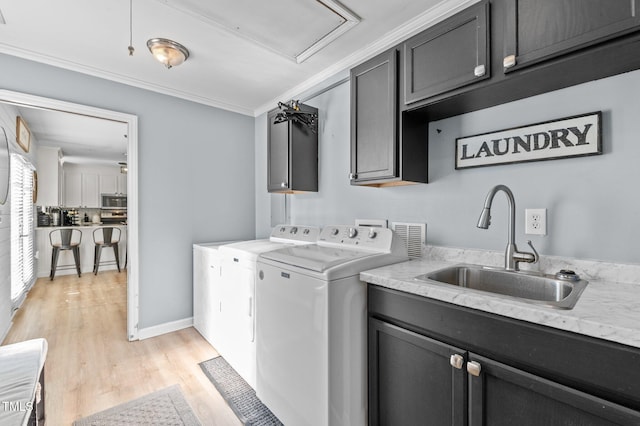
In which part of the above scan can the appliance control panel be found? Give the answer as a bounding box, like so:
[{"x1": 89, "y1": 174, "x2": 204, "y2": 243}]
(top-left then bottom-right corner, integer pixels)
[
  {"x1": 270, "y1": 224, "x2": 320, "y2": 243},
  {"x1": 318, "y1": 225, "x2": 397, "y2": 252}
]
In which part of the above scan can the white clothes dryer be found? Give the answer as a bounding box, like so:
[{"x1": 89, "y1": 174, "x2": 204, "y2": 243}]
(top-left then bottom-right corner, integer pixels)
[
  {"x1": 255, "y1": 225, "x2": 408, "y2": 426},
  {"x1": 215, "y1": 225, "x2": 320, "y2": 389}
]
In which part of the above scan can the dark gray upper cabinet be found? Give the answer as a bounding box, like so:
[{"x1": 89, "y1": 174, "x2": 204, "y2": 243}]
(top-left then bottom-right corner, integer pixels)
[
  {"x1": 503, "y1": 0, "x2": 640, "y2": 73},
  {"x1": 350, "y1": 49, "x2": 397, "y2": 184},
  {"x1": 404, "y1": 0, "x2": 490, "y2": 105},
  {"x1": 350, "y1": 49, "x2": 428, "y2": 187},
  {"x1": 267, "y1": 106, "x2": 318, "y2": 193}
]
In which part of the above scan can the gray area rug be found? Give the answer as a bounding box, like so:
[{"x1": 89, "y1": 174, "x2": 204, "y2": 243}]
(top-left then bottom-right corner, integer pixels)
[
  {"x1": 199, "y1": 356, "x2": 282, "y2": 426},
  {"x1": 73, "y1": 384, "x2": 201, "y2": 426}
]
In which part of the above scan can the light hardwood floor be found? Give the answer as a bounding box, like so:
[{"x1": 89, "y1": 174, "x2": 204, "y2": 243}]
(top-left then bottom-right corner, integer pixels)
[{"x1": 3, "y1": 270, "x2": 241, "y2": 426}]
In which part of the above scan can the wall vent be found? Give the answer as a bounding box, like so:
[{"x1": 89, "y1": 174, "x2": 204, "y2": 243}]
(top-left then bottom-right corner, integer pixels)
[{"x1": 392, "y1": 222, "x2": 426, "y2": 259}]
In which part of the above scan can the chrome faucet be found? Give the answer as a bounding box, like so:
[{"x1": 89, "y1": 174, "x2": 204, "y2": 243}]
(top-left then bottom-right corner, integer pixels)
[{"x1": 477, "y1": 184, "x2": 539, "y2": 271}]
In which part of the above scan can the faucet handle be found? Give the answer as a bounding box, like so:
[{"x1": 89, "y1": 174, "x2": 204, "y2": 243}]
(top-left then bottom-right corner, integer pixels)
[{"x1": 526, "y1": 240, "x2": 539, "y2": 263}]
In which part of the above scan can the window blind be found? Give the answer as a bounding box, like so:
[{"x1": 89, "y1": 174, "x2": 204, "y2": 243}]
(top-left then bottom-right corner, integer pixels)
[{"x1": 10, "y1": 154, "x2": 35, "y2": 305}]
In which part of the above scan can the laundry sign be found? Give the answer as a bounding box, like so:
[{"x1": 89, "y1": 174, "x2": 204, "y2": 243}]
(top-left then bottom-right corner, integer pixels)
[{"x1": 455, "y1": 112, "x2": 602, "y2": 169}]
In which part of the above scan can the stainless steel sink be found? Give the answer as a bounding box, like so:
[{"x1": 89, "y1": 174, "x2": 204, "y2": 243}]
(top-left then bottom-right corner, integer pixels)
[{"x1": 414, "y1": 264, "x2": 588, "y2": 309}]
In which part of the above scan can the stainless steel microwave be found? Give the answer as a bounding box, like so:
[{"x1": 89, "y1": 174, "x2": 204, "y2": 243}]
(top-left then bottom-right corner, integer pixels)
[{"x1": 101, "y1": 194, "x2": 127, "y2": 209}]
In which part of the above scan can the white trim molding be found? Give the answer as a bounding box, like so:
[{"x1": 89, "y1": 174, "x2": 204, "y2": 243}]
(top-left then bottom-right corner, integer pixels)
[
  {"x1": 0, "y1": 89, "x2": 141, "y2": 341},
  {"x1": 138, "y1": 317, "x2": 193, "y2": 340}
]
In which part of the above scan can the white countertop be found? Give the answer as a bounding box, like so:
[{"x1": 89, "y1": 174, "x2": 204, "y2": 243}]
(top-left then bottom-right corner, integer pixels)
[
  {"x1": 36, "y1": 223, "x2": 126, "y2": 230},
  {"x1": 361, "y1": 256, "x2": 640, "y2": 349}
]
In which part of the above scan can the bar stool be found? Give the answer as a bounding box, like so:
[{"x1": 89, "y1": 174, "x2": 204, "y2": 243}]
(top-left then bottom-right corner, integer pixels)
[
  {"x1": 49, "y1": 229, "x2": 82, "y2": 280},
  {"x1": 93, "y1": 227, "x2": 121, "y2": 274}
]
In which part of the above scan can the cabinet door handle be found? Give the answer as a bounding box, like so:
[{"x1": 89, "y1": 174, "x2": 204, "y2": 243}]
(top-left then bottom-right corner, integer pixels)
[
  {"x1": 503, "y1": 55, "x2": 516, "y2": 69},
  {"x1": 467, "y1": 361, "x2": 482, "y2": 377},
  {"x1": 474, "y1": 65, "x2": 486, "y2": 77},
  {"x1": 280, "y1": 182, "x2": 288, "y2": 188},
  {"x1": 450, "y1": 354, "x2": 464, "y2": 370},
  {"x1": 349, "y1": 173, "x2": 357, "y2": 180}
]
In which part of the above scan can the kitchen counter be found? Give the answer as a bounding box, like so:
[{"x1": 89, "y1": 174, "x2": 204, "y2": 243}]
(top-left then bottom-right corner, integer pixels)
[
  {"x1": 35, "y1": 224, "x2": 127, "y2": 278},
  {"x1": 361, "y1": 249, "x2": 640, "y2": 349},
  {"x1": 36, "y1": 223, "x2": 125, "y2": 228}
]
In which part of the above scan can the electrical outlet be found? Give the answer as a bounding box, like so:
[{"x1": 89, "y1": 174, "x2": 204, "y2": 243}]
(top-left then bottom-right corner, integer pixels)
[{"x1": 525, "y1": 208, "x2": 547, "y2": 235}]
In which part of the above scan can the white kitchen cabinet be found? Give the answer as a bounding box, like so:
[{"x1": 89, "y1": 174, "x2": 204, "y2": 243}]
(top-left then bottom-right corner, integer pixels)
[
  {"x1": 99, "y1": 173, "x2": 126, "y2": 195},
  {"x1": 64, "y1": 173, "x2": 82, "y2": 207},
  {"x1": 35, "y1": 146, "x2": 63, "y2": 206},
  {"x1": 99, "y1": 174, "x2": 118, "y2": 195},
  {"x1": 82, "y1": 173, "x2": 99, "y2": 207},
  {"x1": 193, "y1": 243, "x2": 227, "y2": 350},
  {"x1": 117, "y1": 174, "x2": 127, "y2": 195},
  {"x1": 65, "y1": 172, "x2": 99, "y2": 207}
]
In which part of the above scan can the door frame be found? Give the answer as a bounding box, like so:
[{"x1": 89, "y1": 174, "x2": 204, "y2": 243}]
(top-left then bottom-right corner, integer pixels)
[{"x1": 0, "y1": 89, "x2": 140, "y2": 341}]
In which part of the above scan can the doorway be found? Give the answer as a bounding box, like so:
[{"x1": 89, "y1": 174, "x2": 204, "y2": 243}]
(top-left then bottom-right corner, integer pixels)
[{"x1": 0, "y1": 89, "x2": 140, "y2": 341}]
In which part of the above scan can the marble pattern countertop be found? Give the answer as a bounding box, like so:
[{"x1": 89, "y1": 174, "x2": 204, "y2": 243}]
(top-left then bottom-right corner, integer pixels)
[{"x1": 361, "y1": 246, "x2": 640, "y2": 349}]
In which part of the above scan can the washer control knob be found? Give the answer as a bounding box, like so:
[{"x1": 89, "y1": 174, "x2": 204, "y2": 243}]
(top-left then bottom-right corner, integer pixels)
[
  {"x1": 368, "y1": 228, "x2": 377, "y2": 239},
  {"x1": 280, "y1": 227, "x2": 286, "y2": 232},
  {"x1": 290, "y1": 227, "x2": 298, "y2": 234},
  {"x1": 331, "y1": 228, "x2": 340, "y2": 236},
  {"x1": 303, "y1": 229, "x2": 310, "y2": 235},
  {"x1": 348, "y1": 227, "x2": 358, "y2": 238}
]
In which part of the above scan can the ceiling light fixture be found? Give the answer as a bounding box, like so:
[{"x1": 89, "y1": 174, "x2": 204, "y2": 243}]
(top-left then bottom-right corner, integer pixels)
[{"x1": 146, "y1": 38, "x2": 190, "y2": 69}]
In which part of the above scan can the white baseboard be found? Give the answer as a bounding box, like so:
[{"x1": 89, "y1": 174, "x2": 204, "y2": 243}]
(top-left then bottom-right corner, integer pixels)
[{"x1": 137, "y1": 317, "x2": 193, "y2": 340}]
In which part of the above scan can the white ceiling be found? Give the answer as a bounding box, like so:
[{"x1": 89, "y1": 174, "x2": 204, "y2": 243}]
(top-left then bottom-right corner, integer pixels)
[
  {"x1": 0, "y1": 0, "x2": 473, "y2": 163},
  {"x1": 17, "y1": 106, "x2": 129, "y2": 166},
  {"x1": 0, "y1": 0, "x2": 473, "y2": 116}
]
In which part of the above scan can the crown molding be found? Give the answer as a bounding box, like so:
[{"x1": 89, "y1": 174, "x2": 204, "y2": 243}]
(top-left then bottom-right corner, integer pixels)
[
  {"x1": 1, "y1": 0, "x2": 476, "y2": 118},
  {"x1": 253, "y1": 0, "x2": 478, "y2": 116},
  {"x1": 0, "y1": 44, "x2": 255, "y2": 116}
]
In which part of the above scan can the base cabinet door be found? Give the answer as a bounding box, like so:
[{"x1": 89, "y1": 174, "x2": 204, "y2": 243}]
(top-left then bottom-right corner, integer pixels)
[
  {"x1": 468, "y1": 353, "x2": 640, "y2": 426},
  {"x1": 368, "y1": 318, "x2": 467, "y2": 426}
]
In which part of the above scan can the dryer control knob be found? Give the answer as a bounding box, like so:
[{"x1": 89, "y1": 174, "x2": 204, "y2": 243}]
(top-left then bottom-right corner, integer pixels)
[
  {"x1": 290, "y1": 227, "x2": 298, "y2": 234},
  {"x1": 331, "y1": 228, "x2": 339, "y2": 236},
  {"x1": 368, "y1": 228, "x2": 377, "y2": 239},
  {"x1": 348, "y1": 227, "x2": 358, "y2": 238}
]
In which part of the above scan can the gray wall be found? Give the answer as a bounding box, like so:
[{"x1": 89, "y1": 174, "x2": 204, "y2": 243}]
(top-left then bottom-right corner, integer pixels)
[
  {"x1": 256, "y1": 69, "x2": 640, "y2": 265},
  {"x1": 1, "y1": 53, "x2": 256, "y2": 330}
]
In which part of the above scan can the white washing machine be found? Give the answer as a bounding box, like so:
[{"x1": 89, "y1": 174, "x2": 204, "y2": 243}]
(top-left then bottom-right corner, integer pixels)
[
  {"x1": 215, "y1": 224, "x2": 320, "y2": 389},
  {"x1": 255, "y1": 225, "x2": 408, "y2": 426}
]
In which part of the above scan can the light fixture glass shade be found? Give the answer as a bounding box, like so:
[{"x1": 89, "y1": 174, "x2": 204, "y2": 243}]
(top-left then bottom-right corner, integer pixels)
[{"x1": 147, "y1": 38, "x2": 190, "y2": 68}]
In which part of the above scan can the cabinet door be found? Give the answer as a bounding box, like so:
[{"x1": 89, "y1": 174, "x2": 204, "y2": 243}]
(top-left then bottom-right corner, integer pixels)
[
  {"x1": 467, "y1": 353, "x2": 640, "y2": 426},
  {"x1": 117, "y1": 174, "x2": 127, "y2": 195},
  {"x1": 64, "y1": 173, "x2": 82, "y2": 207},
  {"x1": 99, "y1": 175, "x2": 118, "y2": 195},
  {"x1": 81, "y1": 173, "x2": 99, "y2": 208},
  {"x1": 503, "y1": 0, "x2": 640, "y2": 73},
  {"x1": 369, "y1": 318, "x2": 467, "y2": 426},
  {"x1": 267, "y1": 109, "x2": 290, "y2": 192},
  {"x1": 403, "y1": 0, "x2": 489, "y2": 104},
  {"x1": 350, "y1": 49, "x2": 397, "y2": 183}
]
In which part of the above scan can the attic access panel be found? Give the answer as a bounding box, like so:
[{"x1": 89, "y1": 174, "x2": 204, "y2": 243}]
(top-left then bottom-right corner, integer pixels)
[{"x1": 159, "y1": 0, "x2": 360, "y2": 63}]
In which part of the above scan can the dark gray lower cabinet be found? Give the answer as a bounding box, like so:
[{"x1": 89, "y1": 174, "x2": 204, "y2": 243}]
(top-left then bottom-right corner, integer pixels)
[
  {"x1": 369, "y1": 318, "x2": 466, "y2": 426},
  {"x1": 468, "y1": 353, "x2": 640, "y2": 425},
  {"x1": 368, "y1": 285, "x2": 640, "y2": 426}
]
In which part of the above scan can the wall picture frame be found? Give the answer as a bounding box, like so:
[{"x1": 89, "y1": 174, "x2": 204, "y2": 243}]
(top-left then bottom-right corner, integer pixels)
[{"x1": 16, "y1": 116, "x2": 31, "y2": 153}]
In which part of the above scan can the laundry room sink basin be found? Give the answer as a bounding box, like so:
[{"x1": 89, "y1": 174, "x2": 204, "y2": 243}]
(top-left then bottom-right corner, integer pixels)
[{"x1": 414, "y1": 264, "x2": 588, "y2": 309}]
